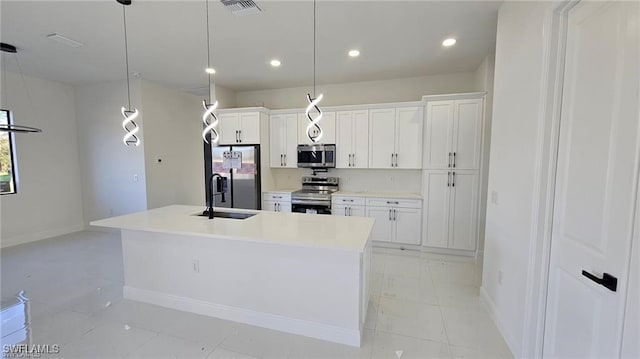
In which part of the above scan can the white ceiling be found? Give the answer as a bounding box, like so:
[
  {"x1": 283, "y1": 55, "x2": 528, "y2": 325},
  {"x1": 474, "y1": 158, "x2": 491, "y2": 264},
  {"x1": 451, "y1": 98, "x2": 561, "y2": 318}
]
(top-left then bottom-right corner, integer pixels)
[{"x1": 0, "y1": 1, "x2": 499, "y2": 94}]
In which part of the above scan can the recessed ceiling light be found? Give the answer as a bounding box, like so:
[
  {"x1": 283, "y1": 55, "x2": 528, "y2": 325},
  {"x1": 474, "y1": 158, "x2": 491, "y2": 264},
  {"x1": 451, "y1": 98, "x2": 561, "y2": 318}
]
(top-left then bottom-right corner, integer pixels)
[
  {"x1": 442, "y1": 38, "x2": 457, "y2": 47},
  {"x1": 270, "y1": 59, "x2": 281, "y2": 67},
  {"x1": 348, "y1": 49, "x2": 360, "y2": 57},
  {"x1": 205, "y1": 67, "x2": 216, "y2": 74}
]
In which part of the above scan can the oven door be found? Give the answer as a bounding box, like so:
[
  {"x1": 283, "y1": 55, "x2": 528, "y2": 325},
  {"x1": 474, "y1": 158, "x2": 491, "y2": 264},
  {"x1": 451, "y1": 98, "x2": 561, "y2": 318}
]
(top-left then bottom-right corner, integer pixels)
[{"x1": 291, "y1": 201, "x2": 332, "y2": 215}]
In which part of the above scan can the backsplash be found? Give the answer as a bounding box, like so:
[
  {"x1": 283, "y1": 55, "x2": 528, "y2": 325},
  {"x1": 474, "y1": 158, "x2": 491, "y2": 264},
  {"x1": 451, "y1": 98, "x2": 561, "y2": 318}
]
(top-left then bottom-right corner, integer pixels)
[{"x1": 271, "y1": 168, "x2": 422, "y2": 193}]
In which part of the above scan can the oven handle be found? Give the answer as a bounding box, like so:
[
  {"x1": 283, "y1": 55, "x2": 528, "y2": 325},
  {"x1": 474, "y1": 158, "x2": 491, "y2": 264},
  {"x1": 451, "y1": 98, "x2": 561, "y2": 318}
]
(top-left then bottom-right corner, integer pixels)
[{"x1": 291, "y1": 199, "x2": 332, "y2": 206}]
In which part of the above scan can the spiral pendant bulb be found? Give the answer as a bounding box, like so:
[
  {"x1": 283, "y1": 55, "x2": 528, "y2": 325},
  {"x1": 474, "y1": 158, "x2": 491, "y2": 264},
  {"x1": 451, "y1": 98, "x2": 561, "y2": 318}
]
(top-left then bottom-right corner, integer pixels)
[
  {"x1": 202, "y1": 100, "x2": 219, "y2": 144},
  {"x1": 305, "y1": 93, "x2": 323, "y2": 143},
  {"x1": 121, "y1": 107, "x2": 140, "y2": 146}
]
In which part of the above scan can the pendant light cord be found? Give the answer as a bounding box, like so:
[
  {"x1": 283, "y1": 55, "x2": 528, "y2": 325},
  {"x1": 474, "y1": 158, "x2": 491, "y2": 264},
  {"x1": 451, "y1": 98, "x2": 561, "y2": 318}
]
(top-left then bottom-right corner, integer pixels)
[
  {"x1": 122, "y1": 5, "x2": 132, "y2": 110},
  {"x1": 205, "y1": 0, "x2": 212, "y2": 103},
  {"x1": 313, "y1": 0, "x2": 316, "y2": 98}
]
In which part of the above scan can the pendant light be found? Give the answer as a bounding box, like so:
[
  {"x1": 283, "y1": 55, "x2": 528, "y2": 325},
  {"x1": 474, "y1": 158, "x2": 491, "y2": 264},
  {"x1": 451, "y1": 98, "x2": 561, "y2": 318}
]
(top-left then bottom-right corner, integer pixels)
[
  {"x1": 0, "y1": 43, "x2": 42, "y2": 134},
  {"x1": 305, "y1": 0, "x2": 323, "y2": 143},
  {"x1": 117, "y1": 0, "x2": 140, "y2": 147},
  {"x1": 202, "y1": 0, "x2": 219, "y2": 145}
]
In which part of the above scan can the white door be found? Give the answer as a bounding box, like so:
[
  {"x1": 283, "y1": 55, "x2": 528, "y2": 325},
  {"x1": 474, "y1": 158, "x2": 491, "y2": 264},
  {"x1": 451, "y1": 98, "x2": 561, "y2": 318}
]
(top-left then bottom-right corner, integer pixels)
[
  {"x1": 239, "y1": 112, "x2": 261, "y2": 144},
  {"x1": 395, "y1": 107, "x2": 423, "y2": 169},
  {"x1": 219, "y1": 113, "x2": 240, "y2": 145},
  {"x1": 423, "y1": 171, "x2": 450, "y2": 248},
  {"x1": 543, "y1": 2, "x2": 640, "y2": 357},
  {"x1": 352, "y1": 110, "x2": 369, "y2": 168},
  {"x1": 393, "y1": 207, "x2": 421, "y2": 245},
  {"x1": 349, "y1": 206, "x2": 366, "y2": 217},
  {"x1": 366, "y1": 206, "x2": 393, "y2": 242},
  {"x1": 336, "y1": 111, "x2": 353, "y2": 168},
  {"x1": 269, "y1": 115, "x2": 285, "y2": 168},
  {"x1": 424, "y1": 101, "x2": 454, "y2": 169},
  {"x1": 452, "y1": 99, "x2": 482, "y2": 169},
  {"x1": 369, "y1": 108, "x2": 396, "y2": 168},
  {"x1": 448, "y1": 171, "x2": 478, "y2": 251},
  {"x1": 283, "y1": 114, "x2": 298, "y2": 168}
]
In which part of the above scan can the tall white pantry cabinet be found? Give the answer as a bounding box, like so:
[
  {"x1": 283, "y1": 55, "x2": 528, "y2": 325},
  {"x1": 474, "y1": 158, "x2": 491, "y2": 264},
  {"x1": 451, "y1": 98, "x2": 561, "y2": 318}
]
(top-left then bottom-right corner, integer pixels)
[{"x1": 422, "y1": 94, "x2": 484, "y2": 251}]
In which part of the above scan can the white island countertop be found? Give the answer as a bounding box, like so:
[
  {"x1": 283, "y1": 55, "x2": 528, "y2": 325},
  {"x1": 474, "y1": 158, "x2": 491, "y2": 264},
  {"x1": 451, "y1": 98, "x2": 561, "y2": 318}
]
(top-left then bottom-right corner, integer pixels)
[{"x1": 90, "y1": 205, "x2": 374, "y2": 253}]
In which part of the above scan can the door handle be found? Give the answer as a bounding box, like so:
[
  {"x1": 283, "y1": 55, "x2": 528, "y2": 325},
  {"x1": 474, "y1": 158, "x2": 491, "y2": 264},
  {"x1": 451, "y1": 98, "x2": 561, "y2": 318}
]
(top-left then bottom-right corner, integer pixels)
[
  {"x1": 352, "y1": 153, "x2": 355, "y2": 167},
  {"x1": 391, "y1": 153, "x2": 394, "y2": 167},
  {"x1": 453, "y1": 152, "x2": 456, "y2": 168},
  {"x1": 388, "y1": 209, "x2": 392, "y2": 221},
  {"x1": 235, "y1": 130, "x2": 239, "y2": 143},
  {"x1": 395, "y1": 153, "x2": 398, "y2": 167},
  {"x1": 349, "y1": 154, "x2": 352, "y2": 167},
  {"x1": 280, "y1": 154, "x2": 283, "y2": 166},
  {"x1": 393, "y1": 209, "x2": 396, "y2": 221},
  {"x1": 239, "y1": 130, "x2": 242, "y2": 143},
  {"x1": 284, "y1": 154, "x2": 287, "y2": 166},
  {"x1": 447, "y1": 172, "x2": 451, "y2": 187},
  {"x1": 448, "y1": 152, "x2": 452, "y2": 168},
  {"x1": 452, "y1": 172, "x2": 456, "y2": 187},
  {"x1": 582, "y1": 270, "x2": 617, "y2": 292}
]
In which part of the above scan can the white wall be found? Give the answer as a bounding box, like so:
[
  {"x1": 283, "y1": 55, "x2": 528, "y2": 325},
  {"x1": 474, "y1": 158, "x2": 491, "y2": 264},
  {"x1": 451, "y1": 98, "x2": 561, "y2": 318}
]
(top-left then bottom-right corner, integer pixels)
[
  {"x1": 481, "y1": 2, "x2": 556, "y2": 356},
  {"x1": 214, "y1": 84, "x2": 237, "y2": 109},
  {"x1": 473, "y1": 54, "x2": 495, "y2": 252},
  {"x1": 0, "y1": 71, "x2": 84, "y2": 247},
  {"x1": 75, "y1": 80, "x2": 147, "y2": 225},
  {"x1": 236, "y1": 72, "x2": 477, "y2": 109},
  {"x1": 267, "y1": 168, "x2": 422, "y2": 193},
  {"x1": 141, "y1": 80, "x2": 205, "y2": 209}
]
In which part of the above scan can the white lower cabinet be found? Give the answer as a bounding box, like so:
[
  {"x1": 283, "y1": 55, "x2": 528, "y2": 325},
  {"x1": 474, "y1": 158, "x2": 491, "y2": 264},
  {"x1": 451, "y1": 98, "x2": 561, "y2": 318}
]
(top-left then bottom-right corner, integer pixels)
[
  {"x1": 332, "y1": 205, "x2": 365, "y2": 217},
  {"x1": 423, "y1": 170, "x2": 478, "y2": 250},
  {"x1": 262, "y1": 192, "x2": 292, "y2": 212},
  {"x1": 365, "y1": 198, "x2": 422, "y2": 245}
]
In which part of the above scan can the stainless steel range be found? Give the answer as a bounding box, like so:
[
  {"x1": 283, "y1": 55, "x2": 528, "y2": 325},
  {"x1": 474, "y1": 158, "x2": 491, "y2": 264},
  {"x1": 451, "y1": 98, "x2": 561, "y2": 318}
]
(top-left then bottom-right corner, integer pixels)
[{"x1": 291, "y1": 176, "x2": 339, "y2": 215}]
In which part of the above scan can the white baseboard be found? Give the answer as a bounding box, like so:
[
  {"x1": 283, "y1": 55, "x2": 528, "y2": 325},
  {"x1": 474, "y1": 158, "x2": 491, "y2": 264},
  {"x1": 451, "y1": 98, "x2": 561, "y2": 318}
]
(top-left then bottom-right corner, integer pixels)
[
  {"x1": 123, "y1": 286, "x2": 362, "y2": 347},
  {"x1": 1, "y1": 224, "x2": 86, "y2": 248},
  {"x1": 480, "y1": 286, "x2": 517, "y2": 357}
]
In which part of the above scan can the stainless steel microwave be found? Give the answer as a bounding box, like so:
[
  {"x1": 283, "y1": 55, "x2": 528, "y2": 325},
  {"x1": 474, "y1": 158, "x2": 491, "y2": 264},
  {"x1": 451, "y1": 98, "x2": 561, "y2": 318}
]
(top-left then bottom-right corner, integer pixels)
[{"x1": 297, "y1": 144, "x2": 336, "y2": 168}]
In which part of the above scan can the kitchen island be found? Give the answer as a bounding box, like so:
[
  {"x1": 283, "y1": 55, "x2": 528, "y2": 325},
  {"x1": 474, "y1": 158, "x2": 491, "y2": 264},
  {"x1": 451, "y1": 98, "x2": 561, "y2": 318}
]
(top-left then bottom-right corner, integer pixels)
[{"x1": 90, "y1": 205, "x2": 374, "y2": 347}]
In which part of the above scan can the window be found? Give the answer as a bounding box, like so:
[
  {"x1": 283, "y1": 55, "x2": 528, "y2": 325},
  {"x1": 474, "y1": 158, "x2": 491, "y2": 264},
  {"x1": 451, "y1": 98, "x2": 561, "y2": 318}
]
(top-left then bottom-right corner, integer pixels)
[{"x1": 1, "y1": 109, "x2": 17, "y2": 194}]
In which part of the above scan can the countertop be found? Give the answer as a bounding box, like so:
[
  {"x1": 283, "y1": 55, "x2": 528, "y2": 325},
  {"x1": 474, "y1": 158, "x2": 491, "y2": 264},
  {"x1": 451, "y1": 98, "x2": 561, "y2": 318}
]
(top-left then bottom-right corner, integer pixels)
[
  {"x1": 332, "y1": 191, "x2": 422, "y2": 200},
  {"x1": 90, "y1": 205, "x2": 373, "y2": 253},
  {"x1": 262, "y1": 188, "x2": 299, "y2": 193}
]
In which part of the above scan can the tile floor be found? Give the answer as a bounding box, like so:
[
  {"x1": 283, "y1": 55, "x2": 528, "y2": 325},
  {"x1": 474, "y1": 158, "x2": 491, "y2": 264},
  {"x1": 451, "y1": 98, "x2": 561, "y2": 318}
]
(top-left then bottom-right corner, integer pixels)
[{"x1": 1, "y1": 231, "x2": 512, "y2": 358}]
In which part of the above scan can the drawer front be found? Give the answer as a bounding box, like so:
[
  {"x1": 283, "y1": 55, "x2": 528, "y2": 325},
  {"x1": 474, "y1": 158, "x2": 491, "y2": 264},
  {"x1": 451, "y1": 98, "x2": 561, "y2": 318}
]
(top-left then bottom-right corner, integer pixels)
[
  {"x1": 331, "y1": 196, "x2": 366, "y2": 206},
  {"x1": 366, "y1": 198, "x2": 421, "y2": 209},
  {"x1": 263, "y1": 192, "x2": 292, "y2": 201}
]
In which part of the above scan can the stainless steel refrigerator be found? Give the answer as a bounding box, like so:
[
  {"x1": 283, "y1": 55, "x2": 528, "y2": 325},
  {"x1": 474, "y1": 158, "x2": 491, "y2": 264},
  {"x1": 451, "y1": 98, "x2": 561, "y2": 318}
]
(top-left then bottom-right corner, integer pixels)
[{"x1": 211, "y1": 145, "x2": 261, "y2": 210}]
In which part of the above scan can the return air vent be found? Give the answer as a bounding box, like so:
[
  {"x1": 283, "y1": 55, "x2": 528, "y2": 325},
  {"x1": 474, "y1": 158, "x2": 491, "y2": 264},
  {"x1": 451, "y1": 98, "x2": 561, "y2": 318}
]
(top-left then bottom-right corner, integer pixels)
[{"x1": 221, "y1": 0, "x2": 262, "y2": 16}]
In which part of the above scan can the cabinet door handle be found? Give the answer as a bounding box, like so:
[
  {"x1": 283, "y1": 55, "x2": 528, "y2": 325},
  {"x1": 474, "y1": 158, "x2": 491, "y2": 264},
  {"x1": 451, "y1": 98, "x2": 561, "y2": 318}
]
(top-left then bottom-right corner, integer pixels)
[
  {"x1": 452, "y1": 172, "x2": 456, "y2": 187},
  {"x1": 582, "y1": 270, "x2": 617, "y2": 292},
  {"x1": 239, "y1": 130, "x2": 242, "y2": 143},
  {"x1": 395, "y1": 153, "x2": 398, "y2": 167},
  {"x1": 388, "y1": 209, "x2": 392, "y2": 221},
  {"x1": 453, "y1": 152, "x2": 456, "y2": 168},
  {"x1": 386, "y1": 201, "x2": 399, "y2": 205},
  {"x1": 235, "y1": 130, "x2": 239, "y2": 143},
  {"x1": 391, "y1": 153, "x2": 394, "y2": 167},
  {"x1": 352, "y1": 153, "x2": 356, "y2": 167},
  {"x1": 447, "y1": 172, "x2": 451, "y2": 187},
  {"x1": 393, "y1": 209, "x2": 397, "y2": 221},
  {"x1": 284, "y1": 154, "x2": 287, "y2": 166},
  {"x1": 280, "y1": 154, "x2": 284, "y2": 167},
  {"x1": 448, "y1": 152, "x2": 452, "y2": 168},
  {"x1": 343, "y1": 199, "x2": 354, "y2": 202},
  {"x1": 350, "y1": 207, "x2": 353, "y2": 216}
]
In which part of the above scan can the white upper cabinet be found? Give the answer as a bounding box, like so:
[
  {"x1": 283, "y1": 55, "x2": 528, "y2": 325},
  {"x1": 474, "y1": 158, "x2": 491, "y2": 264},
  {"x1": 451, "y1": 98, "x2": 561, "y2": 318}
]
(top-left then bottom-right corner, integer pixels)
[
  {"x1": 297, "y1": 112, "x2": 336, "y2": 145},
  {"x1": 424, "y1": 98, "x2": 482, "y2": 169},
  {"x1": 219, "y1": 112, "x2": 262, "y2": 145},
  {"x1": 369, "y1": 107, "x2": 423, "y2": 169},
  {"x1": 269, "y1": 114, "x2": 298, "y2": 168},
  {"x1": 336, "y1": 110, "x2": 369, "y2": 168}
]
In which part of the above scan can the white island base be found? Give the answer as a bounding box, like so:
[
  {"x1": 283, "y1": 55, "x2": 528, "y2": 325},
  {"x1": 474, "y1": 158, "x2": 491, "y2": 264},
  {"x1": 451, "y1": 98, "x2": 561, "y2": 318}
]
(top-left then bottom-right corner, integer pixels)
[{"x1": 91, "y1": 206, "x2": 373, "y2": 347}]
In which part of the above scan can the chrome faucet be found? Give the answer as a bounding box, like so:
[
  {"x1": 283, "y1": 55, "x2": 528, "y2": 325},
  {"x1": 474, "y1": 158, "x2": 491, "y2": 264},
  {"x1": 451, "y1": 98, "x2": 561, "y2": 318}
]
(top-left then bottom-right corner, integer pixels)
[{"x1": 207, "y1": 173, "x2": 227, "y2": 219}]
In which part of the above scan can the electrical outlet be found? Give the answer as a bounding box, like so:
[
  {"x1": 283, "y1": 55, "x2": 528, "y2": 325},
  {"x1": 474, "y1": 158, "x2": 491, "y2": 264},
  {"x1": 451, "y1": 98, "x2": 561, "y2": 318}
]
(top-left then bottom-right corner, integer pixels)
[
  {"x1": 491, "y1": 190, "x2": 499, "y2": 205},
  {"x1": 498, "y1": 270, "x2": 503, "y2": 285},
  {"x1": 192, "y1": 260, "x2": 200, "y2": 274}
]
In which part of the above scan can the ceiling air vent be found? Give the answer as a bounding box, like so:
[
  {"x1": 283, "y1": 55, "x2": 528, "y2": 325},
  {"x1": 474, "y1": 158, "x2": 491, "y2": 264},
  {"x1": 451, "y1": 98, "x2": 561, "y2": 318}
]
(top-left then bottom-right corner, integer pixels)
[{"x1": 221, "y1": 0, "x2": 262, "y2": 16}]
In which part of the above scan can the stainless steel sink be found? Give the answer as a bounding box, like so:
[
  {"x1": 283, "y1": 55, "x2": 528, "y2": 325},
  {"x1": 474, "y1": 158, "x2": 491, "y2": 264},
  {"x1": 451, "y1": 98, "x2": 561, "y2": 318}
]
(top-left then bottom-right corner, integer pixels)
[{"x1": 195, "y1": 210, "x2": 256, "y2": 219}]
